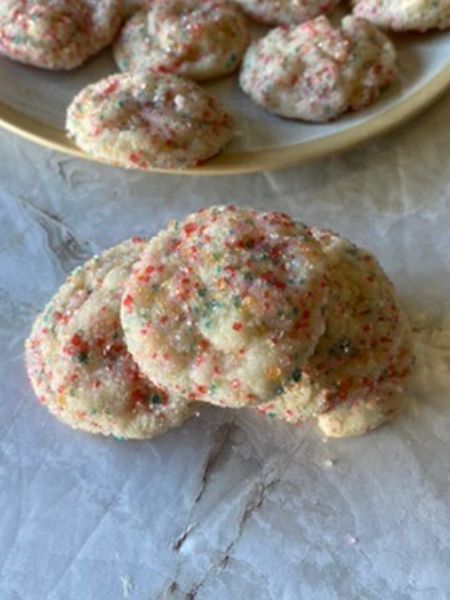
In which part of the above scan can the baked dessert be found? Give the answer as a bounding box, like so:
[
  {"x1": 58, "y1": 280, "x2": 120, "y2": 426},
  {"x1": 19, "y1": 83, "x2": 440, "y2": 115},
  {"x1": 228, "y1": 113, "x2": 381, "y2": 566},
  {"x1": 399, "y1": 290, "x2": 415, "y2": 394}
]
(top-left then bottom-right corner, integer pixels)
[{"x1": 25, "y1": 239, "x2": 194, "y2": 439}]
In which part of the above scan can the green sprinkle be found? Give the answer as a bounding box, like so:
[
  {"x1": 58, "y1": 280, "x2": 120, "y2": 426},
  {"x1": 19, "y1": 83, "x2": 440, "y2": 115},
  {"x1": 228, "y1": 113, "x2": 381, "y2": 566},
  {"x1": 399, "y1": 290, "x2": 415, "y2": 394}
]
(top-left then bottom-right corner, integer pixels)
[
  {"x1": 226, "y1": 53, "x2": 237, "y2": 68},
  {"x1": 150, "y1": 394, "x2": 162, "y2": 405},
  {"x1": 77, "y1": 351, "x2": 89, "y2": 364},
  {"x1": 292, "y1": 369, "x2": 302, "y2": 382},
  {"x1": 205, "y1": 299, "x2": 220, "y2": 311}
]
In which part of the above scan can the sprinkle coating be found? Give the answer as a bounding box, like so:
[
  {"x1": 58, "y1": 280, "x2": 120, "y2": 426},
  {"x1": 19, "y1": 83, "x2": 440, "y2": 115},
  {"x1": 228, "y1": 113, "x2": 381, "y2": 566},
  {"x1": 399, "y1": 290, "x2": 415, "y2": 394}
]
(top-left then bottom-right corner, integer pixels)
[
  {"x1": 317, "y1": 333, "x2": 413, "y2": 437},
  {"x1": 239, "y1": 16, "x2": 397, "y2": 122},
  {"x1": 0, "y1": 0, "x2": 122, "y2": 70},
  {"x1": 25, "y1": 239, "x2": 194, "y2": 439},
  {"x1": 353, "y1": 0, "x2": 450, "y2": 32},
  {"x1": 121, "y1": 206, "x2": 330, "y2": 408},
  {"x1": 114, "y1": 0, "x2": 249, "y2": 81},
  {"x1": 66, "y1": 72, "x2": 236, "y2": 170},
  {"x1": 234, "y1": 0, "x2": 341, "y2": 26}
]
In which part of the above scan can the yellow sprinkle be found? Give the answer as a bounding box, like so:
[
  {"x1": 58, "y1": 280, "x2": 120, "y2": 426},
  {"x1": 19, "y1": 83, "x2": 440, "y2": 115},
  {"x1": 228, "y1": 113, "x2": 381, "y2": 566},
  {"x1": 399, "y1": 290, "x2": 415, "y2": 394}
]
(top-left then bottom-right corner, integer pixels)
[
  {"x1": 56, "y1": 396, "x2": 66, "y2": 408},
  {"x1": 266, "y1": 367, "x2": 281, "y2": 381}
]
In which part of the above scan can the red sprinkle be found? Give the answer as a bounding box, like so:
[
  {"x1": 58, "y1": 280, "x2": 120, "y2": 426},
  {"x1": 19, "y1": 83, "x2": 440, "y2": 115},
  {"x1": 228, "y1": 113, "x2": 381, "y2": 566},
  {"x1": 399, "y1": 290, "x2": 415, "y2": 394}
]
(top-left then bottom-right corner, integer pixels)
[
  {"x1": 123, "y1": 294, "x2": 134, "y2": 311},
  {"x1": 183, "y1": 222, "x2": 198, "y2": 236},
  {"x1": 104, "y1": 80, "x2": 119, "y2": 95}
]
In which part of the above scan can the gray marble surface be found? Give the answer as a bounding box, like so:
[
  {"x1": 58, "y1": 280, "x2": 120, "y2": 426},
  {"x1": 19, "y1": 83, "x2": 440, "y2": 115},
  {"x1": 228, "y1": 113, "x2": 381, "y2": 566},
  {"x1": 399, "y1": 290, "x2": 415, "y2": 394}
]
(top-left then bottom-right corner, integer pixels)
[{"x1": 1, "y1": 91, "x2": 450, "y2": 600}]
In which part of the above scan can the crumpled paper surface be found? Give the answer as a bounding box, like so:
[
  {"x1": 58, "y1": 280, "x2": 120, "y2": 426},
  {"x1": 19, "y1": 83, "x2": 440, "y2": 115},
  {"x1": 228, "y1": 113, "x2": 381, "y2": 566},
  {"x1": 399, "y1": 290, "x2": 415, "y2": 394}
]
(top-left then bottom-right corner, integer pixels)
[{"x1": 0, "y1": 90, "x2": 450, "y2": 600}]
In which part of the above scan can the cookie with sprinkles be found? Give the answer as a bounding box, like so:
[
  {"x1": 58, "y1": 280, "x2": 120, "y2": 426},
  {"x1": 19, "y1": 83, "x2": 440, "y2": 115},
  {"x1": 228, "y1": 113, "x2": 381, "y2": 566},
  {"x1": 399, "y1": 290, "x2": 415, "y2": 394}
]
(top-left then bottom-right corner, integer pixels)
[
  {"x1": 0, "y1": 0, "x2": 122, "y2": 70},
  {"x1": 233, "y1": 0, "x2": 341, "y2": 26},
  {"x1": 114, "y1": 0, "x2": 249, "y2": 81},
  {"x1": 257, "y1": 228, "x2": 413, "y2": 428},
  {"x1": 353, "y1": 0, "x2": 450, "y2": 32},
  {"x1": 121, "y1": 206, "x2": 330, "y2": 409},
  {"x1": 66, "y1": 72, "x2": 236, "y2": 170},
  {"x1": 25, "y1": 239, "x2": 195, "y2": 439},
  {"x1": 239, "y1": 15, "x2": 397, "y2": 122}
]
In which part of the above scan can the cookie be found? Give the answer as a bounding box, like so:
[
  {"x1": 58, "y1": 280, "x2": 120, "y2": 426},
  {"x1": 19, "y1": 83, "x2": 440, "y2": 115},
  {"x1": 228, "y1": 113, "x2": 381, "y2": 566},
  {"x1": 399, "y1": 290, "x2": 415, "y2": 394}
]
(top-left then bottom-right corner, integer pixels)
[
  {"x1": 233, "y1": 0, "x2": 341, "y2": 26},
  {"x1": 0, "y1": 0, "x2": 122, "y2": 70},
  {"x1": 66, "y1": 72, "x2": 236, "y2": 170},
  {"x1": 239, "y1": 16, "x2": 397, "y2": 122},
  {"x1": 257, "y1": 228, "x2": 412, "y2": 426},
  {"x1": 25, "y1": 239, "x2": 195, "y2": 440},
  {"x1": 114, "y1": 0, "x2": 249, "y2": 81},
  {"x1": 121, "y1": 206, "x2": 330, "y2": 408},
  {"x1": 353, "y1": 0, "x2": 450, "y2": 32}
]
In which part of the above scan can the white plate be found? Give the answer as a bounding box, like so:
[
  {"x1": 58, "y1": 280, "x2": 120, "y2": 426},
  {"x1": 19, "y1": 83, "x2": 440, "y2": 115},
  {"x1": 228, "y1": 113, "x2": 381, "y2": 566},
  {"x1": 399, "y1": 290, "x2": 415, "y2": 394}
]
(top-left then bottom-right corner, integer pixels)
[{"x1": 0, "y1": 28, "x2": 449, "y2": 175}]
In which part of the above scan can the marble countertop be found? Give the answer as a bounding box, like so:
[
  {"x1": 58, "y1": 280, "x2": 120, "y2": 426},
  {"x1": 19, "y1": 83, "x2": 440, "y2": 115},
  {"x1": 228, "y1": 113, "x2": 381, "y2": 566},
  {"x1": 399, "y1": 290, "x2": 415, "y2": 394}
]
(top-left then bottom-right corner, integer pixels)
[{"x1": 1, "y1": 91, "x2": 450, "y2": 600}]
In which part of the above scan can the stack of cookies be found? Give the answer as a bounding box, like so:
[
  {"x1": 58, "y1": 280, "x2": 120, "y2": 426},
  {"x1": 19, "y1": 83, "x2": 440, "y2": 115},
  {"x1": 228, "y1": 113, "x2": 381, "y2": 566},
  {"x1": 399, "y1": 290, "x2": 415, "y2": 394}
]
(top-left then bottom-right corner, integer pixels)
[{"x1": 25, "y1": 206, "x2": 413, "y2": 440}]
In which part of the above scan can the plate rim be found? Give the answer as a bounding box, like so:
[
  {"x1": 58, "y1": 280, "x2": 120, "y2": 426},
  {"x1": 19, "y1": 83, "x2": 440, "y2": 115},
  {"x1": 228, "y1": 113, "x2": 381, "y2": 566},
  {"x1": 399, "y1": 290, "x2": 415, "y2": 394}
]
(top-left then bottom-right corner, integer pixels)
[{"x1": 0, "y1": 61, "x2": 449, "y2": 176}]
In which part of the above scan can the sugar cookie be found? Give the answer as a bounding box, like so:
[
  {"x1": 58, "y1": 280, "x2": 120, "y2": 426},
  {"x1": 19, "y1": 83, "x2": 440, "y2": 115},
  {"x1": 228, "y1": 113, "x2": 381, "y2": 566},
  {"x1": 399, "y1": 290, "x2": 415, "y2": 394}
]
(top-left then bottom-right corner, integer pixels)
[
  {"x1": 66, "y1": 72, "x2": 236, "y2": 170},
  {"x1": 239, "y1": 16, "x2": 397, "y2": 122},
  {"x1": 121, "y1": 206, "x2": 330, "y2": 408},
  {"x1": 257, "y1": 228, "x2": 412, "y2": 426},
  {"x1": 0, "y1": 0, "x2": 122, "y2": 70},
  {"x1": 25, "y1": 239, "x2": 194, "y2": 439},
  {"x1": 353, "y1": 0, "x2": 450, "y2": 32},
  {"x1": 114, "y1": 0, "x2": 249, "y2": 81}
]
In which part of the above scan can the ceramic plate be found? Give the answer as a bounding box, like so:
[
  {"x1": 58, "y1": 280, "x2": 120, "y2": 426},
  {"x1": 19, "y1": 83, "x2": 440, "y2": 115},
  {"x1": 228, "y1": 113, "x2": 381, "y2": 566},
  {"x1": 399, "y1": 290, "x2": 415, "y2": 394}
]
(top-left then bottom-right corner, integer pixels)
[{"x1": 0, "y1": 28, "x2": 449, "y2": 175}]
